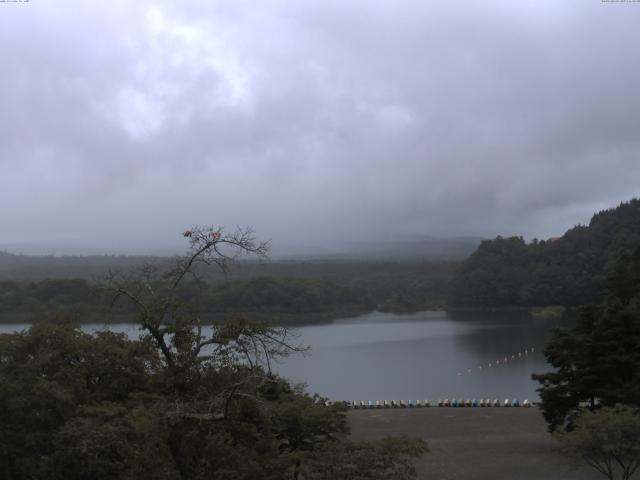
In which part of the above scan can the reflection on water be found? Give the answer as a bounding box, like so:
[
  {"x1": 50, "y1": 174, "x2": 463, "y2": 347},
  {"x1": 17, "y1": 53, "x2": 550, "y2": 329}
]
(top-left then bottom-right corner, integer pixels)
[{"x1": 0, "y1": 310, "x2": 570, "y2": 401}]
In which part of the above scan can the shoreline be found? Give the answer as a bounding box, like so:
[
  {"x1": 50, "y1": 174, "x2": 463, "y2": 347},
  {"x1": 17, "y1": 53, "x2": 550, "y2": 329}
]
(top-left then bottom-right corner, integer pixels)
[{"x1": 0, "y1": 305, "x2": 576, "y2": 326}]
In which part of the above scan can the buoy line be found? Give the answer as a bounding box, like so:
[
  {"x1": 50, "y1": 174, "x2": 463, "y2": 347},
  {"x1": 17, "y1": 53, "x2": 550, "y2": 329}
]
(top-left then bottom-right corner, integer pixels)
[{"x1": 456, "y1": 346, "x2": 537, "y2": 377}]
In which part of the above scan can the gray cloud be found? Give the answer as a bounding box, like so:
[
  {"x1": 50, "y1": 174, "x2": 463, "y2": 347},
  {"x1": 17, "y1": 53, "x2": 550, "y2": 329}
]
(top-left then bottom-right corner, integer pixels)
[{"x1": 1, "y1": 0, "x2": 639, "y2": 254}]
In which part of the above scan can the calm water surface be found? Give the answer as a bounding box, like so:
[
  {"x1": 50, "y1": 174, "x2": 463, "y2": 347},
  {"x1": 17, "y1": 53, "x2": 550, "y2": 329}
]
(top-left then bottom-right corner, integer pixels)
[
  {"x1": 0, "y1": 310, "x2": 567, "y2": 401},
  {"x1": 273, "y1": 310, "x2": 566, "y2": 402}
]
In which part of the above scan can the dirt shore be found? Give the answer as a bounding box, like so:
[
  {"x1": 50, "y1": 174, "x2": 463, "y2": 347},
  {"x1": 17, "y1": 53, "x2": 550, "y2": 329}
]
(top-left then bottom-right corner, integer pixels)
[{"x1": 348, "y1": 408, "x2": 601, "y2": 480}]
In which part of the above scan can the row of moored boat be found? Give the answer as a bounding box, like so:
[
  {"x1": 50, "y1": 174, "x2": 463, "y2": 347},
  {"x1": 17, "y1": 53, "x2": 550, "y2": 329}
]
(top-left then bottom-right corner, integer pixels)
[{"x1": 349, "y1": 398, "x2": 533, "y2": 408}]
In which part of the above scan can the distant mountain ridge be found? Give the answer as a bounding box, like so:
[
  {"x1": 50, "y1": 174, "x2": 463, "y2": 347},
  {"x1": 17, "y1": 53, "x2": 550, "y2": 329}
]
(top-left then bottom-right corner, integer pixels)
[
  {"x1": 0, "y1": 252, "x2": 159, "y2": 281},
  {"x1": 0, "y1": 236, "x2": 482, "y2": 281},
  {"x1": 274, "y1": 236, "x2": 484, "y2": 262},
  {"x1": 450, "y1": 199, "x2": 640, "y2": 307}
]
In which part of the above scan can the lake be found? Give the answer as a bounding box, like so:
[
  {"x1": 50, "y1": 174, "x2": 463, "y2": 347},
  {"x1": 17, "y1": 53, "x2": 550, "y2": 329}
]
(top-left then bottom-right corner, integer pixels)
[
  {"x1": 0, "y1": 309, "x2": 566, "y2": 402},
  {"x1": 274, "y1": 310, "x2": 565, "y2": 402}
]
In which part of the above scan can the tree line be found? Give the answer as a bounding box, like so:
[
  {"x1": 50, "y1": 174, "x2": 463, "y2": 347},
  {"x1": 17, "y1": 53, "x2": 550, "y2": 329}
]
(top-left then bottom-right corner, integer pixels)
[
  {"x1": 0, "y1": 264, "x2": 455, "y2": 324},
  {"x1": 450, "y1": 199, "x2": 640, "y2": 307}
]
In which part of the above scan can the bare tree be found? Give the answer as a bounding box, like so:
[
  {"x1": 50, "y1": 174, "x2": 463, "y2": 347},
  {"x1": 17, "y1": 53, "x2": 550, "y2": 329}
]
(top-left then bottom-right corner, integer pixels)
[{"x1": 103, "y1": 225, "x2": 305, "y2": 383}]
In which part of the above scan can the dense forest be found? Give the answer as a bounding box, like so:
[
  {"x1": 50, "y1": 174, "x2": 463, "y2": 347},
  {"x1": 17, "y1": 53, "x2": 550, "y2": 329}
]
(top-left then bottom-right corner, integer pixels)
[
  {"x1": 3, "y1": 199, "x2": 640, "y2": 320},
  {"x1": 0, "y1": 239, "x2": 461, "y2": 320},
  {"x1": 0, "y1": 252, "x2": 158, "y2": 281},
  {"x1": 450, "y1": 199, "x2": 640, "y2": 307},
  {"x1": 0, "y1": 262, "x2": 455, "y2": 324},
  {"x1": 0, "y1": 277, "x2": 371, "y2": 324}
]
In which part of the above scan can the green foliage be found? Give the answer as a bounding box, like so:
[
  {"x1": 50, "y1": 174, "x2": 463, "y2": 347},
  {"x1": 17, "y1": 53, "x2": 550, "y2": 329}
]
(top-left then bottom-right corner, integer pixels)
[
  {"x1": 451, "y1": 199, "x2": 640, "y2": 306},
  {"x1": 0, "y1": 321, "x2": 425, "y2": 480},
  {"x1": 0, "y1": 321, "x2": 162, "y2": 479},
  {"x1": 51, "y1": 400, "x2": 177, "y2": 480},
  {"x1": 533, "y1": 246, "x2": 640, "y2": 431},
  {"x1": 0, "y1": 275, "x2": 374, "y2": 323},
  {"x1": 204, "y1": 276, "x2": 375, "y2": 318},
  {"x1": 0, "y1": 278, "x2": 105, "y2": 318},
  {"x1": 0, "y1": 226, "x2": 427, "y2": 479},
  {"x1": 556, "y1": 405, "x2": 640, "y2": 480},
  {"x1": 0, "y1": 261, "x2": 457, "y2": 324}
]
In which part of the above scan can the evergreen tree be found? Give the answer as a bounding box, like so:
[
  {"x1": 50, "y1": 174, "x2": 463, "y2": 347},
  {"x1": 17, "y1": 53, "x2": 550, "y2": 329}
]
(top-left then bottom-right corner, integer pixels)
[
  {"x1": 451, "y1": 199, "x2": 640, "y2": 307},
  {"x1": 533, "y1": 246, "x2": 640, "y2": 431}
]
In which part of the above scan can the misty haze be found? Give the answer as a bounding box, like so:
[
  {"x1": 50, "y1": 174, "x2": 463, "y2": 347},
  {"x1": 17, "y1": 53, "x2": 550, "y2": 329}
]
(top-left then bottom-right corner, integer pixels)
[{"x1": 1, "y1": 2, "x2": 639, "y2": 480}]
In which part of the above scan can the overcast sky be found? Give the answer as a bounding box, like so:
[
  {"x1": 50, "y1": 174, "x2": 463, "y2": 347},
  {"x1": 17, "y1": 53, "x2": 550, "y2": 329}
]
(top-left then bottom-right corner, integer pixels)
[{"x1": 1, "y1": 0, "x2": 639, "y2": 255}]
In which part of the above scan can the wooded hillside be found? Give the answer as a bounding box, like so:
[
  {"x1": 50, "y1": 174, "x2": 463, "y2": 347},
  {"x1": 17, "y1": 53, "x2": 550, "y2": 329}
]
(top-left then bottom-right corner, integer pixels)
[{"x1": 450, "y1": 199, "x2": 640, "y2": 307}]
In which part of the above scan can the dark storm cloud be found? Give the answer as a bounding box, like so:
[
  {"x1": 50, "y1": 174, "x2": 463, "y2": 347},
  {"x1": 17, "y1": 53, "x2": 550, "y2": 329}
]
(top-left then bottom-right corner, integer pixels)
[{"x1": 1, "y1": 0, "x2": 639, "y2": 254}]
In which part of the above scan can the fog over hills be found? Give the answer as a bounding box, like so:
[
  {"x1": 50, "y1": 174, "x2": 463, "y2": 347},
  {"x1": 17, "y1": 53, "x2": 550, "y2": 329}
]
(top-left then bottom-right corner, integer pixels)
[
  {"x1": 272, "y1": 236, "x2": 484, "y2": 261},
  {"x1": 0, "y1": 235, "x2": 480, "y2": 280}
]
